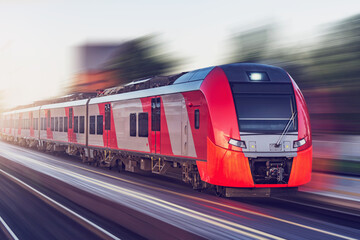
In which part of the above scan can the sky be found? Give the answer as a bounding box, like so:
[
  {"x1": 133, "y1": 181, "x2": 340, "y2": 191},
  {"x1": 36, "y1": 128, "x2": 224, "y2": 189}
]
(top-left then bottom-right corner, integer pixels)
[{"x1": 0, "y1": 0, "x2": 360, "y2": 108}]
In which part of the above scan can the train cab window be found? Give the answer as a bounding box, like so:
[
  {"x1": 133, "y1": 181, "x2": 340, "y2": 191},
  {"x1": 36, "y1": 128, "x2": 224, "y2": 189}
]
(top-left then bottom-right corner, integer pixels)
[
  {"x1": 89, "y1": 116, "x2": 95, "y2": 135},
  {"x1": 74, "y1": 116, "x2": 78, "y2": 133},
  {"x1": 64, "y1": 117, "x2": 68, "y2": 132},
  {"x1": 51, "y1": 117, "x2": 54, "y2": 131},
  {"x1": 79, "y1": 116, "x2": 85, "y2": 133},
  {"x1": 130, "y1": 113, "x2": 136, "y2": 137},
  {"x1": 138, "y1": 112, "x2": 148, "y2": 137},
  {"x1": 55, "y1": 117, "x2": 59, "y2": 131},
  {"x1": 69, "y1": 108, "x2": 73, "y2": 129},
  {"x1": 59, "y1": 117, "x2": 63, "y2": 132},
  {"x1": 40, "y1": 118, "x2": 43, "y2": 130},
  {"x1": 35, "y1": 118, "x2": 38, "y2": 130},
  {"x1": 151, "y1": 98, "x2": 161, "y2": 131},
  {"x1": 234, "y1": 93, "x2": 297, "y2": 133},
  {"x1": 97, "y1": 115, "x2": 103, "y2": 135},
  {"x1": 105, "y1": 104, "x2": 111, "y2": 130},
  {"x1": 194, "y1": 109, "x2": 200, "y2": 129}
]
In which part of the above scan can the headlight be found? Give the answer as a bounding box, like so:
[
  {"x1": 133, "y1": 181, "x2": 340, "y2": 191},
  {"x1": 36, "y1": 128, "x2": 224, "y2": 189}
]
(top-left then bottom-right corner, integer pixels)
[
  {"x1": 229, "y1": 138, "x2": 246, "y2": 148},
  {"x1": 293, "y1": 138, "x2": 306, "y2": 148}
]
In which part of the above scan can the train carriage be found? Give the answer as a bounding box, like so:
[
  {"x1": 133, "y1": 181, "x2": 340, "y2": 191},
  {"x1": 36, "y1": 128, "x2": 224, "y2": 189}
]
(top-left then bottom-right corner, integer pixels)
[
  {"x1": 39, "y1": 100, "x2": 88, "y2": 152},
  {"x1": 1, "y1": 106, "x2": 40, "y2": 146},
  {"x1": 0, "y1": 63, "x2": 312, "y2": 197}
]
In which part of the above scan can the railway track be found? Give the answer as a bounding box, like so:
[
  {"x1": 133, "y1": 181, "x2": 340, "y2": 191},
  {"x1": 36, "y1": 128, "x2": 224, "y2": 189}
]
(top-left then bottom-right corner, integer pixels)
[
  {"x1": 0, "y1": 168, "x2": 120, "y2": 240},
  {"x1": 0, "y1": 215, "x2": 19, "y2": 240},
  {"x1": 0, "y1": 141, "x2": 359, "y2": 239},
  {"x1": 272, "y1": 193, "x2": 360, "y2": 229}
]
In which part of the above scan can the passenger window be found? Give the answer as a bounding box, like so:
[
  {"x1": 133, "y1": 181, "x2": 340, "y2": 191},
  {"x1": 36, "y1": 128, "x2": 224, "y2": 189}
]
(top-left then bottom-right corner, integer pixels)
[
  {"x1": 138, "y1": 112, "x2": 148, "y2": 137},
  {"x1": 89, "y1": 116, "x2": 95, "y2": 135},
  {"x1": 195, "y1": 109, "x2": 200, "y2": 129},
  {"x1": 105, "y1": 104, "x2": 111, "y2": 130},
  {"x1": 55, "y1": 117, "x2": 59, "y2": 131},
  {"x1": 51, "y1": 117, "x2": 54, "y2": 131},
  {"x1": 97, "y1": 115, "x2": 103, "y2": 135},
  {"x1": 79, "y1": 116, "x2": 85, "y2": 133},
  {"x1": 74, "y1": 116, "x2": 78, "y2": 133},
  {"x1": 130, "y1": 113, "x2": 136, "y2": 137},
  {"x1": 64, "y1": 117, "x2": 68, "y2": 132},
  {"x1": 69, "y1": 108, "x2": 73, "y2": 129},
  {"x1": 59, "y1": 117, "x2": 63, "y2": 132}
]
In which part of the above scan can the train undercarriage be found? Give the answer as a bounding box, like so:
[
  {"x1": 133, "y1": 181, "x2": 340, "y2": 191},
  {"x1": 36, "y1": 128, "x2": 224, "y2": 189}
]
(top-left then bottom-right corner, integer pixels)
[{"x1": 1, "y1": 134, "x2": 298, "y2": 197}]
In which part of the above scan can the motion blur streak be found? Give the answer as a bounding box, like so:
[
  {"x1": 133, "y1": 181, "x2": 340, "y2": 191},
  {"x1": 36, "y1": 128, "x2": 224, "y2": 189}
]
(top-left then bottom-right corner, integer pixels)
[
  {"x1": 0, "y1": 215, "x2": 19, "y2": 240},
  {"x1": 0, "y1": 168, "x2": 121, "y2": 240},
  {"x1": 3, "y1": 147, "x2": 356, "y2": 240},
  {"x1": 1, "y1": 150, "x2": 282, "y2": 240}
]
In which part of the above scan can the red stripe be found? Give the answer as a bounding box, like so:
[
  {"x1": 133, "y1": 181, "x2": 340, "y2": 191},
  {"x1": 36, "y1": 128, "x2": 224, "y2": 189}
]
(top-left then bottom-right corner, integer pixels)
[
  {"x1": 46, "y1": 109, "x2": 53, "y2": 140},
  {"x1": 160, "y1": 97, "x2": 173, "y2": 156}
]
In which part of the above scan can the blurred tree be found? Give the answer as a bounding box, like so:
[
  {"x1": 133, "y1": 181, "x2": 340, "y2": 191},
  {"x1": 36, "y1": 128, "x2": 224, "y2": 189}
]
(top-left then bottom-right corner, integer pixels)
[
  {"x1": 229, "y1": 24, "x2": 275, "y2": 63},
  {"x1": 105, "y1": 35, "x2": 179, "y2": 84},
  {"x1": 304, "y1": 15, "x2": 360, "y2": 134},
  {"x1": 305, "y1": 15, "x2": 360, "y2": 89},
  {"x1": 227, "y1": 15, "x2": 360, "y2": 134}
]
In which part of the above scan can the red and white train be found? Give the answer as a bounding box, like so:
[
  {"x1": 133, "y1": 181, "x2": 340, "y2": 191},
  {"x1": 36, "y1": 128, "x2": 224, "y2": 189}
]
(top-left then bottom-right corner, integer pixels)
[{"x1": 0, "y1": 63, "x2": 312, "y2": 197}]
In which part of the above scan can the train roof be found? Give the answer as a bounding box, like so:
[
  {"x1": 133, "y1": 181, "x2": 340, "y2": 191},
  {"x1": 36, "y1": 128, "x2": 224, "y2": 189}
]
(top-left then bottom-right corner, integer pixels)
[
  {"x1": 41, "y1": 99, "x2": 89, "y2": 110},
  {"x1": 89, "y1": 66, "x2": 215, "y2": 104},
  {"x1": 219, "y1": 63, "x2": 289, "y2": 83},
  {"x1": 90, "y1": 63, "x2": 290, "y2": 104},
  {"x1": 1, "y1": 63, "x2": 291, "y2": 113},
  {"x1": 3, "y1": 106, "x2": 41, "y2": 115}
]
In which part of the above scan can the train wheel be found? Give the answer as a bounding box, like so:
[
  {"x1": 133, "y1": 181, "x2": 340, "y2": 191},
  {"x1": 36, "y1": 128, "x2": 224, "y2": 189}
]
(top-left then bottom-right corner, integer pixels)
[
  {"x1": 116, "y1": 160, "x2": 125, "y2": 173},
  {"x1": 215, "y1": 186, "x2": 225, "y2": 197}
]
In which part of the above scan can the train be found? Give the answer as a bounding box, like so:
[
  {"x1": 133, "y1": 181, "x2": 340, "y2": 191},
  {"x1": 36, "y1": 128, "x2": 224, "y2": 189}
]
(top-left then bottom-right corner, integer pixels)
[{"x1": 0, "y1": 63, "x2": 312, "y2": 197}]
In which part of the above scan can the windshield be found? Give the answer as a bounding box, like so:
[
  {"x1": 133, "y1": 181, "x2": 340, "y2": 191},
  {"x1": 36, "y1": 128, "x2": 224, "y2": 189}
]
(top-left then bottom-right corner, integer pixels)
[{"x1": 234, "y1": 94, "x2": 297, "y2": 133}]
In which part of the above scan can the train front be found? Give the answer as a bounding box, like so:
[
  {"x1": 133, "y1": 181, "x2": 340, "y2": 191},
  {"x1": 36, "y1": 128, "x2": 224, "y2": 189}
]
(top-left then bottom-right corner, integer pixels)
[{"x1": 198, "y1": 63, "x2": 312, "y2": 196}]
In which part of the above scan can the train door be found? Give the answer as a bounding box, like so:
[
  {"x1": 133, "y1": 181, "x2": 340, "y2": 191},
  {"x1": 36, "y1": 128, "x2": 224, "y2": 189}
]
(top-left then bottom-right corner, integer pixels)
[
  {"x1": 181, "y1": 99, "x2": 188, "y2": 156},
  {"x1": 104, "y1": 103, "x2": 111, "y2": 148},
  {"x1": 67, "y1": 108, "x2": 73, "y2": 142},
  {"x1": 151, "y1": 97, "x2": 161, "y2": 154}
]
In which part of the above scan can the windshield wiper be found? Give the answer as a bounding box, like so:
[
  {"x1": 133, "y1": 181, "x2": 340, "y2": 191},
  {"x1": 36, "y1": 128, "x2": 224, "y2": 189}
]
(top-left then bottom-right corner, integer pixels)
[{"x1": 275, "y1": 111, "x2": 297, "y2": 147}]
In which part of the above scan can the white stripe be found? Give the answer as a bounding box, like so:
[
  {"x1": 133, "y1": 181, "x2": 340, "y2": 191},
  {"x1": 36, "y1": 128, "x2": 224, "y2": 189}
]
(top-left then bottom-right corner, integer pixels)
[
  {"x1": 0, "y1": 215, "x2": 19, "y2": 240},
  {"x1": 0, "y1": 169, "x2": 120, "y2": 240}
]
